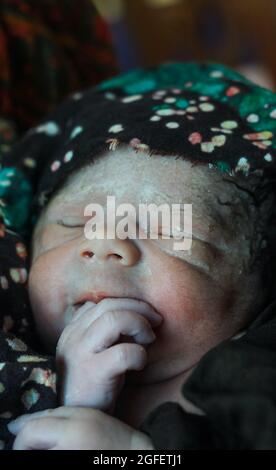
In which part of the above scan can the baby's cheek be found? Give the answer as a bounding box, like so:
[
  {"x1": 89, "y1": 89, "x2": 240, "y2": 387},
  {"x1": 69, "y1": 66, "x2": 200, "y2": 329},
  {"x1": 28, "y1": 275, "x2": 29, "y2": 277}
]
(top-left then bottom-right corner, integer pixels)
[
  {"x1": 147, "y1": 257, "x2": 235, "y2": 353},
  {"x1": 149, "y1": 258, "x2": 208, "y2": 322},
  {"x1": 28, "y1": 251, "x2": 69, "y2": 348}
]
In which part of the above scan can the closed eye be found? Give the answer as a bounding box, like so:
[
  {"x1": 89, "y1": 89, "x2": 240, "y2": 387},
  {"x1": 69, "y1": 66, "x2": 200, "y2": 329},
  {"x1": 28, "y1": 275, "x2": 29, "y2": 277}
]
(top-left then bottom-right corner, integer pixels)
[
  {"x1": 56, "y1": 219, "x2": 84, "y2": 228},
  {"x1": 158, "y1": 232, "x2": 178, "y2": 239},
  {"x1": 157, "y1": 230, "x2": 221, "y2": 257},
  {"x1": 157, "y1": 230, "x2": 187, "y2": 240}
]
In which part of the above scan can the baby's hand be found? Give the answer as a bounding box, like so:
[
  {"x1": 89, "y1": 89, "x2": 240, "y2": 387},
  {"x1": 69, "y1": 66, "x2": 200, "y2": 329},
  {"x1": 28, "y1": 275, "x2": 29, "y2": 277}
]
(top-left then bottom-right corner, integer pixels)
[
  {"x1": 9, "y1": 406, "x2": 154, "y2": 450},
  {"x1": 56, "y1": 298, "x2": 163, "y2": 414}
]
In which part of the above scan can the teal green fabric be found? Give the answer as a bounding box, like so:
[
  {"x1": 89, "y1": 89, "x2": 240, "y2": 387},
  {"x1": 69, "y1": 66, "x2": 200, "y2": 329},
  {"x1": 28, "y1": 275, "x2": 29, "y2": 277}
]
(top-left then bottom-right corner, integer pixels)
[
  {"x1": 99, "y1": 62, "x2": 276, "y2": 139},
  {"x1": 0, "y1": 167, "x2": 32, "y2": 235}
]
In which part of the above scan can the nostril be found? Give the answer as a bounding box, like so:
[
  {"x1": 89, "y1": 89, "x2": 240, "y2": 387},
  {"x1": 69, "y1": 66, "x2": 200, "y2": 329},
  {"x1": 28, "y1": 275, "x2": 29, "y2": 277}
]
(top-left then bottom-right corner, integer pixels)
[{"x1": 82, "y1": 250, "x2": 94, "y2": 258}]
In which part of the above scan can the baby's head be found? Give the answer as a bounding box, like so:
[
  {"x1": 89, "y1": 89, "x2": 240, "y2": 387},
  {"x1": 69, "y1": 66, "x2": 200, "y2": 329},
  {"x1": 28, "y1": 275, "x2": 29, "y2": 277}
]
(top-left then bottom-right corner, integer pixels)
[
  {"x1": 28, "y1": 144, "x2": 274, "y2": 384},
  {"x1": 13, "y1": 62, "x2": 275, "y2": 385}
]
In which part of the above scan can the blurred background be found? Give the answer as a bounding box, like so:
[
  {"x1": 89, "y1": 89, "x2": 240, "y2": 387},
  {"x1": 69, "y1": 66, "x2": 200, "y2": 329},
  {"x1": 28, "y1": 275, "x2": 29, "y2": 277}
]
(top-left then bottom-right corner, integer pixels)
[
  {"x1": 0, "y1": 0, "x2": 275, "y2": 146},
  {"x1": 92, "y1": 0, "x2": 276, "y2": 90}
]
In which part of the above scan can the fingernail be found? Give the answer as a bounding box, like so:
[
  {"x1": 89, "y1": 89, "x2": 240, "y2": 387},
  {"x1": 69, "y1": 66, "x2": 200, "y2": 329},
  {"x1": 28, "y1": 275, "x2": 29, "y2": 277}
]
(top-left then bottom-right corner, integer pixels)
[
  {"x1": 148, "y1": 330, "x2": 156, "y2": 341},
  {"x1": 7, "y1": 421, "x2": 19, "y2": 434},
  {"x1": 151, "y1": 313, "x2": 163, "y2": 326},
  {"x1": 8, "y1": 416, "x2": 29, "y2": 434}
]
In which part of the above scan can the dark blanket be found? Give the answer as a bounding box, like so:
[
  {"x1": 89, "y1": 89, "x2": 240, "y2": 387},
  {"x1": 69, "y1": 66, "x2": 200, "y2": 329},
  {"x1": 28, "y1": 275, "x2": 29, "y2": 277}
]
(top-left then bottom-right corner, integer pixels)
[{"x1": 140, "y1": 299, "x2": 276, "y2": 449}]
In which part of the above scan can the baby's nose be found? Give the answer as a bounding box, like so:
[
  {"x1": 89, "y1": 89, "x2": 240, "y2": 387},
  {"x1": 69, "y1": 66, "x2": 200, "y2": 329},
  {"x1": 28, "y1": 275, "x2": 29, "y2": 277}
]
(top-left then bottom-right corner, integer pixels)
[{"x1": 79, "y1": 237, "x2": 141, "y2": 267}]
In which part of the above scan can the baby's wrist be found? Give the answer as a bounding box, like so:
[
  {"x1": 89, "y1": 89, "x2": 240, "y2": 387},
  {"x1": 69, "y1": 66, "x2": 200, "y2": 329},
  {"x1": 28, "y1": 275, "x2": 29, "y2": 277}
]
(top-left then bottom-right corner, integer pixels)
[{"x1": 131, "y1": 430, "x2": 155, "y2": 450}]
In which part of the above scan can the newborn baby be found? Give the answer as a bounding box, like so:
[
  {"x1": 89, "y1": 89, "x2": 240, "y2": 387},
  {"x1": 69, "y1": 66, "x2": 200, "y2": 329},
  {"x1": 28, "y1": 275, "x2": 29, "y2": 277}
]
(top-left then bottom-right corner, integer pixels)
[
  {"x1": 29, "y1": 148, "x2": 264, "y2": 414},
  {"x1": 11, "y1": 148, "x2": 268, "y2": 449},
  {"x1": 6, "y1": 62, "x2": 276, "y2": 449}
]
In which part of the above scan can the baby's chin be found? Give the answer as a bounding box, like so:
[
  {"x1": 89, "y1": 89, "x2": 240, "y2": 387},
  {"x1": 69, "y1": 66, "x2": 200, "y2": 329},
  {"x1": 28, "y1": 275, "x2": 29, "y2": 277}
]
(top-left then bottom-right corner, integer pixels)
[
  {"x1": 124, "y1": 350, "x2": 192, "y2": 385},
  {"x1": 125, "y1": 367, "x2": 170, "y2": 385}
]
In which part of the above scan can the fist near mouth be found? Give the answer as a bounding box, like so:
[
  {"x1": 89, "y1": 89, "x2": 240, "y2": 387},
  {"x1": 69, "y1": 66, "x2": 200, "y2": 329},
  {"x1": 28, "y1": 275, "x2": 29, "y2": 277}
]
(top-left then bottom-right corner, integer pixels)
[{"x1": 56, "y1": 298, "x2": 163, "y2": 414}]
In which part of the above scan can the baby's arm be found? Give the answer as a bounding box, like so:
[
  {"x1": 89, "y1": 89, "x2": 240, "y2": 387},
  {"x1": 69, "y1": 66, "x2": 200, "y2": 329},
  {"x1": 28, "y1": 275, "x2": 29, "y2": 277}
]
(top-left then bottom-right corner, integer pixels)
[{"x1": 55, "y1": 298, "x2": 163, "y2": 414}]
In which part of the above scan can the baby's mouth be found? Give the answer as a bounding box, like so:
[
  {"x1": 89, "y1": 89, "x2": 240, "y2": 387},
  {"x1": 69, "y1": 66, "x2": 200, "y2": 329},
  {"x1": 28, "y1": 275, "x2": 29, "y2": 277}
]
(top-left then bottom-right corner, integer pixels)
[
  {"x1": 73, "y1": 292, "x2": 116, "y2": 306},
  {"x1": 73, "y1": 293, "x2": 152, "y2": 308},
  {"x1": 72, "y1": 297, "x2": 163, "y2": 324}
]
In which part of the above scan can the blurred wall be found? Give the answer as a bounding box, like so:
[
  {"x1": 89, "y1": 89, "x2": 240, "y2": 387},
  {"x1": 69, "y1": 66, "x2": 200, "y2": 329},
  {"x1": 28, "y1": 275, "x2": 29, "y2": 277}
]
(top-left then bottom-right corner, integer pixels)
[{"x1": 92, "y1": 0, "x2": 276, "y2": 89}]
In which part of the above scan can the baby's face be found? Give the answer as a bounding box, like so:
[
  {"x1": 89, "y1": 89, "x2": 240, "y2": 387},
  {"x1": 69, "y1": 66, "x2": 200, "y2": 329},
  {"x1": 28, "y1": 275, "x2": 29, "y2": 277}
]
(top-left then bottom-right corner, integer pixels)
[{"x1": 29, "y1": 147, "x2": 259, "y2": 384}]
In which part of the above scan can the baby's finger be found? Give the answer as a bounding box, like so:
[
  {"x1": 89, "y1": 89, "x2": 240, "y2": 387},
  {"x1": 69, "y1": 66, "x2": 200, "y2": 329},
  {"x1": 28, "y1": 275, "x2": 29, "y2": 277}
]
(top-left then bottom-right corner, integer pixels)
[
  {"x1": 57, "y1": 301, "x2": 97, "y2": 349},
  {"x1": 12, "y1": 417, "x2": 66, "y2": 450},
  {"x1": 70, "y1": 300, "x2": 97, "y2": 323},
  {"x1": 8, "y1": 407, "x2": 81, "y2": 435},
  {"x1": 70, "y1": 298, "x2": 163, "y2": 334},
  {"x1": 96, "y1": 298, "x2": 163, "y2": 327},
  {"x1": 84, "y1": 309, "x2": 157, "y2": 353},
  {"x1": 96, "y1": 343, "x2": 147, "y2": 378},
  {"x1": 59, "y1": 298, "x2": 162, "y2": 349}
]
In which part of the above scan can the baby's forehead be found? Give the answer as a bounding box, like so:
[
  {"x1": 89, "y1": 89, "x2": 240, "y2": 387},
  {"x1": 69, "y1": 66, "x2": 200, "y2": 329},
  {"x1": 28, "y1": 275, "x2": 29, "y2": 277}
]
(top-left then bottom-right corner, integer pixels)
[
  {"x1": 49, "y1": 147, "x2": 244, "y2": 208},
  {"x1": 33, "y1": 147, "x2": 255, "y2": 249},
  {"x1": 31, "y1": 147, "x2": 259, "y2": 262}
]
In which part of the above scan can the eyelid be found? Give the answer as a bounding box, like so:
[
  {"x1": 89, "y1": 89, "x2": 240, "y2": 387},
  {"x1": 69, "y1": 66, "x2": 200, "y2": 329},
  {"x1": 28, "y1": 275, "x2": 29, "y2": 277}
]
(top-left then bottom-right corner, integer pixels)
[
  {"x1": 56, "y1": 219, "x2": 84, "y2": 228},
  {"x1": 157, "y1": 229, "x2": 221, "y2": 257}
]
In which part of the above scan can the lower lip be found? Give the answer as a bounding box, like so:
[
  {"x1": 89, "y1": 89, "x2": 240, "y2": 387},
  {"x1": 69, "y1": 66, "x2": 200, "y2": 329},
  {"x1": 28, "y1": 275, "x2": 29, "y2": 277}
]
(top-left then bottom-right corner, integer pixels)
[{"x1": 73, "y1": 295, "x2": 146, "y2": 309}]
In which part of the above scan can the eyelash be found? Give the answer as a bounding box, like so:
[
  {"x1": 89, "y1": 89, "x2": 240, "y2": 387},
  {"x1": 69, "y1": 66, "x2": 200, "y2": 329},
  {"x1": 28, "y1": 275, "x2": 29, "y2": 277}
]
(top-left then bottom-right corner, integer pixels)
[
  {"x1": 57, "y1": 220, "x2": 84, "y2": 228},
  {"x1": 56, "y1": 220, "x2": 185, "y2": 240},
  {"x1": 157, "y1": 232, "x2": 182, "y2": 239}
]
